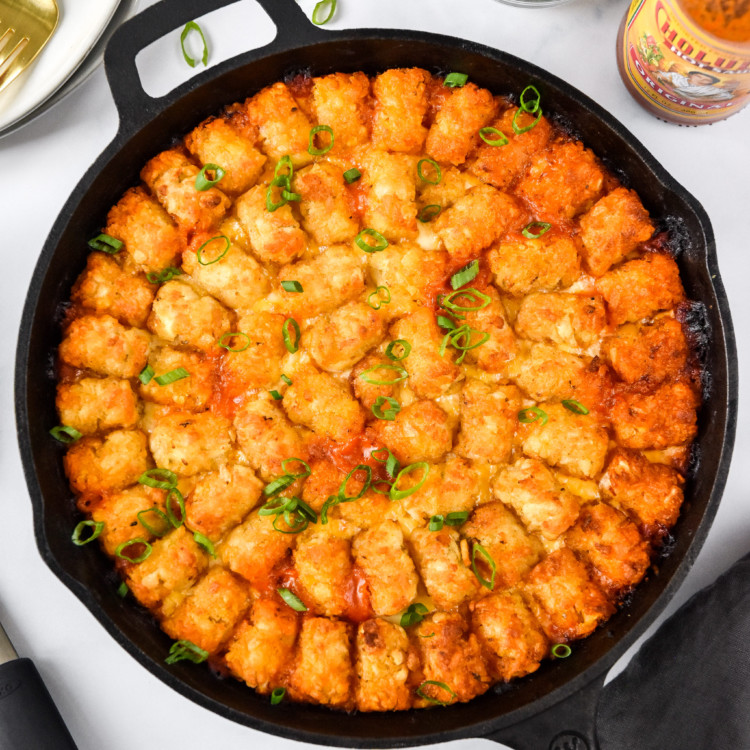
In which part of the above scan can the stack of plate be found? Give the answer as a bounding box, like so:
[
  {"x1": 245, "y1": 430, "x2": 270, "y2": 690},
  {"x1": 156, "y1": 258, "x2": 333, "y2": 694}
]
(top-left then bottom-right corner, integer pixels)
[{"x1": 0, "y1": 0, "x2": 143, "y2": 139}]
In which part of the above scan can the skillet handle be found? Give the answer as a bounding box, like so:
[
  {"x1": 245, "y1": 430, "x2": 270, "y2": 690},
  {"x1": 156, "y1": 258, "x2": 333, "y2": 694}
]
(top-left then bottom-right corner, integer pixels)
[
  {"x1": 484, "y1": 673, "x2": 605, "y2": 750},
  {"x1": 103, "y1": 0, "x2": 322, "y2": 131}
]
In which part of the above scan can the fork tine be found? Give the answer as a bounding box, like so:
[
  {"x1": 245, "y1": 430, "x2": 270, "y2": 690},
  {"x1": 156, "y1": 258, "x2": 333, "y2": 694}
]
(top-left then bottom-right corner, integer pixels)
[
  {"x1": 0, "y1": 29, "x2": 30, "y2": 90},
  {"x1": 0, "y1": 27, "x2": 14, "y2": 55}
]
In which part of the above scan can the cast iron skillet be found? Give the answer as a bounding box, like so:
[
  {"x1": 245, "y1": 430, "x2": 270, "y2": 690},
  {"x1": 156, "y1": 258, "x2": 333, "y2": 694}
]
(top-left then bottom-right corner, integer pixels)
[{"x1": 15, "y1": 0, "x2": 737, "y2": 748}]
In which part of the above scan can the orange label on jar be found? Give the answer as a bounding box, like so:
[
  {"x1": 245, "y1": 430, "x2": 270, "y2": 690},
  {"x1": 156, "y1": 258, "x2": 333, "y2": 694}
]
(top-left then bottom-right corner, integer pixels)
[{"x1": 621, "y1": 0, "x2": 750, "y2": 122}]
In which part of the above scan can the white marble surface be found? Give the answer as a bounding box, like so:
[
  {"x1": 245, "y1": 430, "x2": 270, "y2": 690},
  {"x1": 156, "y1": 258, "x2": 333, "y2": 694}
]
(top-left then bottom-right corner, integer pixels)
[{"x1": 1, "y1": 1, "x2": 748, "y2": 748}]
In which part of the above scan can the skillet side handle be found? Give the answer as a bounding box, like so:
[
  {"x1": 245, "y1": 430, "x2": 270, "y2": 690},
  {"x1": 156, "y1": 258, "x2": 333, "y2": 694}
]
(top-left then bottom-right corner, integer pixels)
[{"x1": 484, "y1": 673, "x2": 605, "y2": 750}]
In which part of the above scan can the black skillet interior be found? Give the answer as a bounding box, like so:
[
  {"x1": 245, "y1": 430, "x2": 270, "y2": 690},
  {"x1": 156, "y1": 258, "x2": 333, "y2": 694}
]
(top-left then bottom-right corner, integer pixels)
[{"x1": 15, "y1": 0, "x2": 737, "y2": 747}]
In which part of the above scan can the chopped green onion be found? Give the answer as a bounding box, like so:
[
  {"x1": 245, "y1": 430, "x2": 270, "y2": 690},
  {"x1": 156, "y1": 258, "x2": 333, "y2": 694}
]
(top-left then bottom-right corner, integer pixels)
[
  {"x1": 471, "y1": 542, "x2": 497, "y2": 590},
  {"x1": 417, "y1": 158, "x2": 442, "y2": 185},
  {"x1": 218, "y1": 332, "x2": 251, "y2": 352},
  {"x1": 260, "y1": 496, "x2": 316, "y2": 534},
  {"x1": 271, "y1": 687, "x2": 286, "y2": 705},
  {"x1": 115, "y1": 538, "x2": 153, "y2": 564},
  {"x1": 180, "y1": 21, "x2": 208, "y2": 68},
  {"x1": 429, "y1": 514, "x2": 444, "y2": 531},
  {"x1": 308, "y1": 124, "x2": 334, "y2": 156},
  {"x1": 266, "y1": 175, "x2": 290, "y2": 212},
  {"x1": 194, "y1": 163, "x2": 225, "y2": 191},
  {"x1": 520, "y1": 84, "x2": 542, "y2": 114},
  {"x1": 87, "y1": 233, "x2": 123, "y2": 254},
  {"x1": 440, "y1": 287, "x2": 491, "y2": 315},
  {"x1": 443, "y1": 72, "x2": 468, "y2": 88},
  {"x1": 417, "y1": 204, "x2": 442, "y2": 223},
  {"x1": 521, "y1": 221, "x2": 552, "y2": 239},
  {"x1": 282, "y1": 189, "x2": 301, "y2": 202},
  {"x1": 117, "y1": 581, "x2": 129, "y2": 598},
  {"x1": 50, "y1": 425, "x2": 82, "y2": 444},
  {"x1": 416, "y1": 680, "x2": 457, "y2": 706},
  {"x1": 311, "y1": 0, "x2": 336, "y2": 25},
  {"x1": 343, "y1": 168, "x2": 361, "y2": 184},
  {"x1": 278, "y1": 587, "x2": 308, "y2": 611},
  {"x1": 385, "y1": 339, "x2": 411, "y2": 361},
  {"x1": 138, "y1": 468, "x2": 178, "y2": 490},
  {"x1": 147, "y1": 267, "x2": 183, "y2": 284},
  {"x1": 445, "y1": 511, "x2": 469, "y2": 527},
  {"x1": 281, "y1": 280, "x2": 304, "y2": 293},
  {"x1": 165, "y1": 639, "x2": 208, "y2": 665},
  {"x1": 281, "y1": 374, "x2": 293, "y2": 386},
  {"x1": 270, "y1": 390, "x2": 283, "y2": 400},
  {"x1": 367, "y1": 285, "x2": 391, "y2": 310},
  {"x1": 282, "y1": 318, "x2": 301, "y2": 353},
  {"x1": 372, "y1": 396, "x2": 401, "y2": 421},
  {"x1": 263, "y1": 474, "x2": 296, "y2": 498},
  {"x1": 282, "y1": 457, "x2": 312, "y2": 478},
  {"x1": 359, "y1": 364, "x2": 409, "y2": 385},
  {"x1": 136, "y1": 508, "x2": 170, "y2": 537},
  {"x1": 71, "y1": 520, "x2": 104, "y2": 546},
  {"x1": 322, "y1": 464, "x2": 373, "y2": 524},
  {"x1": 518, "y1": 406, "x2": 549, "y2": 425},
  {"x1": 138, "y1": 365, "x2": 155, "y2": 385},
  {"x1": 196, "y1": 235, "x2": 230, "y2": 265},
  {"x1": 439, "y1": 324, "x2": 490, "y2": 364},
  {"x1": 274, "y1": 155, "x2": 293, "y2": 181},
  {"x1": 400, "y1": 602, "x2": 429, "y2": 628},
  {"x1": 371, "y1": 447, "x2": 400, "y2": 479},
  {"x1": 165, "y1": 488, "x2": 185, "y2": 528},
  {"x1": 552, "y1": 643, "x2": 572, "y2": 659},
  {"x1": 479, "y1": 127, "x2": 509, "y2": 147},
  {"x1": 436, "y1": 315, "x2": 457, "y2": 330},
  {"x1": 355, "y1": 228, "x2": 389, "y2": 254},
  {"x1": 193, "y1": 531, "x2": 216, "y2": 557},
  {"x1": 390, "y1": 462, "x2": 430, "y2": 501},
  {"x1": 154, "y1": 367, "x2": 189, "y2": 386},
  {"x1": 512, "y1": 105, "x2": 543, "y2": 135},
  {"x1": 450, "y1": 260, "x2": 479, "y2": 290},
  {"x1": 562, "y1": 399, "x2": 589, "y2": 415}
]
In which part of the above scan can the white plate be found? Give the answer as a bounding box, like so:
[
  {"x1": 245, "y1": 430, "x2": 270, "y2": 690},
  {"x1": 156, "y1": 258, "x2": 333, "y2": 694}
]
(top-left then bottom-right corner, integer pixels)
[{"x1": 0, "y1": 0, "x2": 121, "y2": 132}]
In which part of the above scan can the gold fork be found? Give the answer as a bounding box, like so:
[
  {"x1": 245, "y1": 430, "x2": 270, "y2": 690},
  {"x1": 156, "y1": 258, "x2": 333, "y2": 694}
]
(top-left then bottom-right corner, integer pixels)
[{"x1": 0, "y1": 0, "x2": 58, "y2": 96}]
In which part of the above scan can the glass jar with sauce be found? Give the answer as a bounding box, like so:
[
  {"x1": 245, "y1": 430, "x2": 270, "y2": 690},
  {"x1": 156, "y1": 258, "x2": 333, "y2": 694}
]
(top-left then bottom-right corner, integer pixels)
[{"x1": 617, "y1": 0, "x2": 750, "y2": 124}]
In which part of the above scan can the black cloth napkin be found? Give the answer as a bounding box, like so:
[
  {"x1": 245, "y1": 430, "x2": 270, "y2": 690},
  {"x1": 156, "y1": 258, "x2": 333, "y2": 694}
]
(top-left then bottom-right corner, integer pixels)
[{"x1": 597, "y1": 549, "x2": 750, "y2": 750}]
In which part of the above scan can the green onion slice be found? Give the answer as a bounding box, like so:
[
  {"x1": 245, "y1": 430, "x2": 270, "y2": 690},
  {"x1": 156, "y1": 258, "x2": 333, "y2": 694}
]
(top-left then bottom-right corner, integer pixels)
[
  {"x1": 367, "y1": 285, "x2": 391, "y2": 310},
  {"x1": 479, "y1": 127, "x2": 509, "y2": 147},
  {"x1": 311, "y1": 0, "x2": 336, "y2": 25},
  {"x1": 308, "y1": 124, "x2": 334, "y2": 155},
  {"x1": 450, "y1": 260, "x2": 479, "y2": 290},
  {"x1": 371, "y1": 447, "x2": 400, "y2": 479},
  {"x1": 399, "y1": 602, "x2": 429, "y2": 628},
  {"x1": 439, "y1": 324, "x2": 490, "y2": 364},
  {"x1": 278, "y1": 587, "x2": 308, "y2": 611},
  {"x1": 180, "y1": 21, "x2": 208, "y2": 68},
  {"x1": 281, "y1": 280, "x2": 304, "y2": 293},
  {"x1": 266, "y1": 177, "x2": 289, "y2": 212},
  {"x1": 87, "y1": 233, "x2": 123, "y2": 254},
  {"x1": 71, "y1": 520, "x2": 104, "y2": 546},
  {"x1": 372, "y1": 396, "x2": 401, "y2": 421},
  {"x1": 417, "y1": 204, "x2": 442, "y2": 223},
  {"x1": 282, "y1": 318, "x2": 301, "y2": 353},
  {"x1": 274, "y1": 155, "x2": 293, "y2": 181},
  {"x1": 429, "y1": 514, "x2": 444, "y2": 531},
  {"x1": 520, "y1": 84, "x2": 542, "y2": 113},
  {"x1": 193, "y1": 531, "x2": 216, "y2": 557},
  {"x1": 355, "y1": 228, "x2": 389, "y2": 253},
  {"x1": 154, "y1": 367, "x2": 189, "y2": 386},
  {"x1": 165, "y1": 488, "x2": 185, "y2": 528},
  {"x1": 471, "y1": 542, "x2": 497, "y2": 590},
  {"x1": 282, "y1": 457, "x2": 312, "y2": 478},
  {"x1": 138, "y1": 468, "x2": 177, "y2": 490},
  {"x1": 218, "y1": 332, "x2": 251, "y2": 352},
  {"x1": 445, "y1": 511, "x2": 469, "y2": 527},
  {"x1": 196, "y1": 235, "x2": 230, "y2": 265},
  {"x1": 343, "y1": 167, "x2": 361, "y2": 184},
  {"x1": 521, "y1": 221, "x2": 552, "y2": 239},
  {"x1": 263, "y1": 474, "x2": 297, "y2": 498},
  {"x1": 194, "y1": 163, "x2": 225, "y2": 191},
  {"x1": 390, "y1": 462, "x2": 430, "y2": 501},
  {"x1": 385, "y1": 340, "x2": 411, "y2": 361},
  {"x1": 50, "y1": 425, "x2": 82, "y2": 444},
  {"x1": 117, "y1": 582, "x2": 129, "y2": 598},
  {"x1": 518, "y1": 406, "x2": 549, "y2": 425},
  {"x1": 271, "y1": 687, "x2": 286, "y2": 705},
  {"x1": 562, "y1": 399, "x2": 589, "y2": 415},
  {"x1": 282, "y1": 189, "x2": 301, "y2": 202},
  {"x1": 115, "y1": 538, "x2": 153, "y2": 564},
  {"x1": 512, "y1": 105, "x2": 543, "y2": 135},
  {"x1": 281, "y1": 374, "x2": 293, "y2": 386},
  {"x1": 359, "y1": 364, "x2": 409, "y2": 385},
  {"x1": 165, "y1": 639, "x2": 208, "y2": 665},
  {"x1": 146, "y1": 267, "x2": 183, "y2": 284},
  {"x1": 552, "y1": 643, "x2": 572, "y2": 659},
  {"x1": 338, "y1": 464, "x2": 372, "y2": 502},
  {"x1": 136, "y1": 508, "x2": 170, "y2": 537},
  {"x1": 270, "y1": 390, "x2": 283, "y2": 400},
  {"x1": 440, "y1": 287, "x2": 491, "y2": 314},
  {"x1": 416, "y1": 680, "x2": 457, "y2": 706},
  {"x1": 417, "y1": 158, "x2": 442, "y2": 185},
  {"x1": 443, "y1": 72, "x2": 468, "y2": 88},
  {"x1": 436, "y1": 315, "x2": 457, "y2": 331}
]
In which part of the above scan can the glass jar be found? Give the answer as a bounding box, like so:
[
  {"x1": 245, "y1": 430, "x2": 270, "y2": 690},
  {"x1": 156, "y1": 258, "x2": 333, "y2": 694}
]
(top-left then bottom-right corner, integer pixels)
[{"x1": 617, "y1": 0, "x2": 750, "y2": 125}]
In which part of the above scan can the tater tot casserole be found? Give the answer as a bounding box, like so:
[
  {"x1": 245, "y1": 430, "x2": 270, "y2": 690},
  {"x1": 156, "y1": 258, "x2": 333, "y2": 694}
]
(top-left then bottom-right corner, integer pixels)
[{"x1": 53, "y1": 68, "x2": 701, "y2": 711}]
